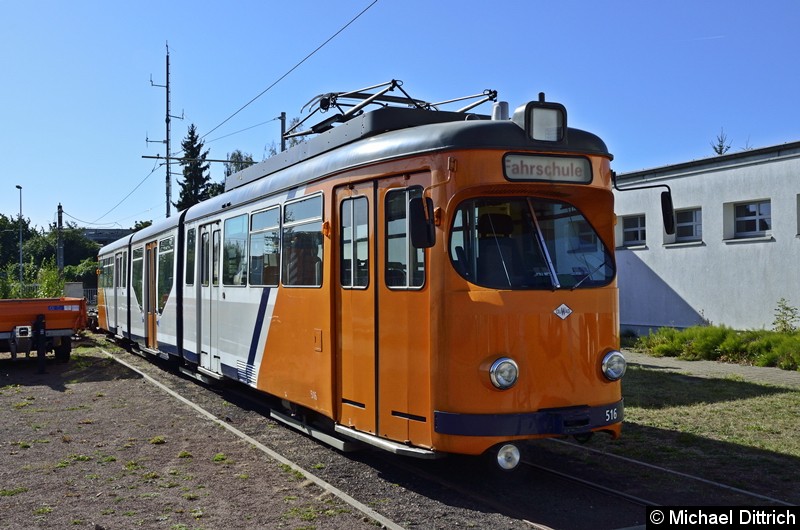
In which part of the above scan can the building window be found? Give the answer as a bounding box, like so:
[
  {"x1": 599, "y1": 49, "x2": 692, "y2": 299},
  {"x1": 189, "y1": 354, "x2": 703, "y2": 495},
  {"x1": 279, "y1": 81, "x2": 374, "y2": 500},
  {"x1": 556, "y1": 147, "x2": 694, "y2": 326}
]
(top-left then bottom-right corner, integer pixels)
[
  {"x1": 734, "y1": 200, "x2": 771, "y2": 238},
  {"x1": 621, "y1": 215, "x2": 646, "y2": 246},
  {"x1": 675, "y1": 208, "x2": 702, "y2": 242}
]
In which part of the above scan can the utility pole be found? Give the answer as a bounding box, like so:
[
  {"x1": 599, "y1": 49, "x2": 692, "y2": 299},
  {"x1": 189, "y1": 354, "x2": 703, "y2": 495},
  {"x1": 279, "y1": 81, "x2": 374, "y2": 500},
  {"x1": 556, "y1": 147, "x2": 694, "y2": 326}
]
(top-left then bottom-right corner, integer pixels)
[
  {"x1": 57, "y1": 203, "x2": 64, "y2": 273},
  {"x1": 279, "y1": 112, "x2": 286, "y2": 152},
  {"x1": 147, "y1": 43, "x2": 183, "y2": 218},
  {"x1": 15, "y1": 185, "x2": 22, "y2": 288}
]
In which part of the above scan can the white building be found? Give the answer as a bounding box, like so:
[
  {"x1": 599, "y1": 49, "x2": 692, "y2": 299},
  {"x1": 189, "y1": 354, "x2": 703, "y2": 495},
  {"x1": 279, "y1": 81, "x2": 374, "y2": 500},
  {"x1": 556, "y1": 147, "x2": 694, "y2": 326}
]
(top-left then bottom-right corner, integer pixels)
[{"x1": 613, "y1": 141, "x2": 800, "y2": 334}]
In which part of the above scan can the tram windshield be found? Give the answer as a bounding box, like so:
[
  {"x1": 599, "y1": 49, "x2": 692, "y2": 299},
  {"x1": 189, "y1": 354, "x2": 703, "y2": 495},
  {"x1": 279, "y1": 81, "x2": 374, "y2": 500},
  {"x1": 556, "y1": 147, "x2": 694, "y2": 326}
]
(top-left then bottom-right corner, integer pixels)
[{"x1": 449, "y1": 197, "x2": 614, "y2": 289}]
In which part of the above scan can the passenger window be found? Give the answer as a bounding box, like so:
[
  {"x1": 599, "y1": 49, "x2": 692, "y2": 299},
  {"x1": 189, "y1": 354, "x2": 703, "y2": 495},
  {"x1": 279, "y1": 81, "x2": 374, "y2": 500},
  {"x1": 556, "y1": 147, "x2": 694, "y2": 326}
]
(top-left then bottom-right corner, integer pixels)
[
  {"x1": 186, "y1": 228, "x2": 196, "y2": 285},
  {"x1": 223, "y1": 214, "x2": 248, "y2": 286},
  {"x1": 157, "y1": 236, "x2": 174, "y2": 313},
  {"x1": 283, "y1": 194, "x2": 324, "y2": 287},
  {"x1": 340, "y1": 196, "x2": 369, "y2": 288},
  {"x1": 250, "y1": 207, "x2": 281, "y2": 286},
  {"x1": 385, "y1": 187, "x2": 425, "y2": 289}
]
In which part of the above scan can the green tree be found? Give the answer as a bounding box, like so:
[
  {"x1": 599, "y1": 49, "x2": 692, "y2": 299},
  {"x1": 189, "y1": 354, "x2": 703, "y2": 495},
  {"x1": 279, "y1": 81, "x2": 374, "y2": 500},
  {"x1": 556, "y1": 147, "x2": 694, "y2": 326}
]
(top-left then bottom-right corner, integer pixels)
[
  {"x1": 0, "y1": 213, "x2": 36, "y2": 276},
  {"x1": 773, "y1": 298, "x2": 799, "y2": 334},
  {"x1": 24, "y1": 223, "x2": 100, "y2": 271},
  {"x1": 174, "y1": 123, "x2": 213, "y2": 212},
  {"x1": 711, "y1": 128, "x2": 731, "y2": 155},
  {"x1": 133, "y1": 220, "x2": 153, "y2": 231},
  {"x1": 265, "y1": 117, "x2": 306, "y2": 159},
  {"x1": 224, "y1": 149, "x2": 255, "y2": 177}
]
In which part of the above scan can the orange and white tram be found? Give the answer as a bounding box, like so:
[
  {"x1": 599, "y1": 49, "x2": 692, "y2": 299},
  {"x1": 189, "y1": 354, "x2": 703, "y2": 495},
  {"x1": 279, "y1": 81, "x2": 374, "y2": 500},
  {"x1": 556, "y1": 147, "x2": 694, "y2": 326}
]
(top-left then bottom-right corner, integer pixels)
[{"x1": 98, "y1": 81, "x2": 653, "y2": 470}]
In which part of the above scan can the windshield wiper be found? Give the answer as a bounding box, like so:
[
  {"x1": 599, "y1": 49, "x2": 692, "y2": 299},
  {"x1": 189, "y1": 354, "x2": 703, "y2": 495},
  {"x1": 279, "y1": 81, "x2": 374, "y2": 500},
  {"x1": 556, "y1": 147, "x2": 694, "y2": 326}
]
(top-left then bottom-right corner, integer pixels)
[
  {"x1": 526, "y1": 199, "x2": 560, "y2": 290},
  {"x1": 571, "y1": 257, "x2": 610, "y2": 290}
]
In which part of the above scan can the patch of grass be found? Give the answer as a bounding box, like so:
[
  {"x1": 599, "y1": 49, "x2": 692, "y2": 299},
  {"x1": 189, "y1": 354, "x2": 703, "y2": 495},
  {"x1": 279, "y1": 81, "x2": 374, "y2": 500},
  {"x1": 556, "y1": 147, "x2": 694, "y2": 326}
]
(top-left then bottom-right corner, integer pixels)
[
  {"x1": 0, "y1": 487, "x2": 29, "y2": 497},
  {"x1": 283, "y1": 505, "x2": 319, "y2": 522},
  {"x1": 124, "y1": 460, "x2": 142, "y2": 471},
  {"x1": 279, "y1": 463, "x2": 304, "y2": 480},
  {"x1": 608, "y1": 365, "x2": 800, "y2": 473},
  {"x1": 149, "y1": 435, "x2": 166, "y2": 445},
  {"x1": 211, "y1": 452, "x2": 228, "y2": 463},
  {"x1": 177, "y1": 450, "x2": 192, "y2": 459}
]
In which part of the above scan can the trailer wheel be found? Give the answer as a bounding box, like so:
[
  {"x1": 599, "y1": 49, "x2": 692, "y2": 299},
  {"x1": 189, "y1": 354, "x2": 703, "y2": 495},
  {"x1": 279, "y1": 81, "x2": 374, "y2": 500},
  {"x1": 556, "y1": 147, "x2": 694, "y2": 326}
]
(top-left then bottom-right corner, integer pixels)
[{"x1": 55, "y1": 338, "x2": 71, "y2": 363}]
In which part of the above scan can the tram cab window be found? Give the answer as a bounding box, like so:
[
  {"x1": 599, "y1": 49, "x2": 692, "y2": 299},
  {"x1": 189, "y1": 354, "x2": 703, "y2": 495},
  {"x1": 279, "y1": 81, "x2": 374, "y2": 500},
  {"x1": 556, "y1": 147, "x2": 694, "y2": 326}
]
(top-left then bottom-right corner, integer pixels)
[
  {"x1": 385, "y1": 187, "x2": 426, "y2": 289},
  {"x1": 283, "y1": 194, "x2": 323, "y2": 287},
  {"x1": 449, "y1": 197, "x2": 614, "y2": 290}
]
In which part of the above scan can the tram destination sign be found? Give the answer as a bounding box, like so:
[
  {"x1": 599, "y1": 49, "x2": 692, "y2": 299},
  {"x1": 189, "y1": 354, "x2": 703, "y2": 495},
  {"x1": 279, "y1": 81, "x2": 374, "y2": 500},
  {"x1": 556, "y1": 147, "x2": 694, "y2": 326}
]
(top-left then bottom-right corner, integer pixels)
[{"x1": 503, "y1": 154, "x2": 591, "y2": 183}]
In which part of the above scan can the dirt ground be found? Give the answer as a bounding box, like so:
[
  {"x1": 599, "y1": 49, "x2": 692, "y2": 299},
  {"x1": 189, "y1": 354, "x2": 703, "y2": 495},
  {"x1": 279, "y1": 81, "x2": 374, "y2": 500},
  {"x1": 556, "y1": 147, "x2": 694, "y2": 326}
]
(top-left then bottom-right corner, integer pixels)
[{"x1": 0, "y1": 337, "x2": 380, "y2": 530}]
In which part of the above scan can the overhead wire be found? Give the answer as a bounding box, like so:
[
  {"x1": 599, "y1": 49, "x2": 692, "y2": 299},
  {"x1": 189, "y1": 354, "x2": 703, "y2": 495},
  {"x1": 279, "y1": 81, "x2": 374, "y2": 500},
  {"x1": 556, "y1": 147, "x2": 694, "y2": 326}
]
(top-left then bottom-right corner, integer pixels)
[
  {"x1": 200, "y1": 0, "x2": 379, "y2": 141},
  {"x1": 91, "y1": 162, "x2": 162, "y2": 224},
  {"x1": 85, "y1": 1, "x2": 379, "y2": 228}
]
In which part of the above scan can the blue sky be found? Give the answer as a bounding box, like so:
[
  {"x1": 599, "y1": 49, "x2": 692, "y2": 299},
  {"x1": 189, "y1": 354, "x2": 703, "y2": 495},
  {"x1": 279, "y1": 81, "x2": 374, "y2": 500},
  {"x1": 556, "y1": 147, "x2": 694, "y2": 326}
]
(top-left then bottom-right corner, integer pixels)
[{"x1": 2, "y1": 0, "x2": 798, "y2": 230}]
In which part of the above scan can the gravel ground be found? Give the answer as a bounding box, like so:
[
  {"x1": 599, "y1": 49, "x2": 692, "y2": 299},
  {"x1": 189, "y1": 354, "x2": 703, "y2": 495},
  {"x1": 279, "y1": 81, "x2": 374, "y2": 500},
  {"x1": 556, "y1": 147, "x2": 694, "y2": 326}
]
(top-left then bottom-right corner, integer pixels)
[
  {"x1": 0, "y1": 334, "x2": 538, "y2": 530},
  {"x1": 0, "y1": 337, "x2": 383, "y2": 530}
]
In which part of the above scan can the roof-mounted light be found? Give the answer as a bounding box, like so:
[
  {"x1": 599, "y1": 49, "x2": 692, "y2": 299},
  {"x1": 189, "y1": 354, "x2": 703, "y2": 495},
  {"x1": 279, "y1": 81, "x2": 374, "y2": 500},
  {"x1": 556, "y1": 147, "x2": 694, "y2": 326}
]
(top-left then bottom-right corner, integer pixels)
[{"x1": 513, "y1": 92, "x2": 567, "y2": 143}]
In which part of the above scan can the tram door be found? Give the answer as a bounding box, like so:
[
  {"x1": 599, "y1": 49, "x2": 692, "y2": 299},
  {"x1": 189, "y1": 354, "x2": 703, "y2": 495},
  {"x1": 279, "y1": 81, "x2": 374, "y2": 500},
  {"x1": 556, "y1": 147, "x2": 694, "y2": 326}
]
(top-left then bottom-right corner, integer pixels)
[
  {"x1": 145, "y1": 241, "x2": 158, "y2": 350},
  {"x1": 198, "y1": 224, "x2": 221, "y2": 373},
  {"x1": 335, "y1": 182, "x2": 377, "y2": 434},
  {"x1": 113, "y1": 251, "x2": 126, "y2": 336},
  {"x1": 112, "y1": 252, "x2": 122, "y2": 334},
  {"x1": 335, "y1": 175, "x2": 432, "y2": 446}
]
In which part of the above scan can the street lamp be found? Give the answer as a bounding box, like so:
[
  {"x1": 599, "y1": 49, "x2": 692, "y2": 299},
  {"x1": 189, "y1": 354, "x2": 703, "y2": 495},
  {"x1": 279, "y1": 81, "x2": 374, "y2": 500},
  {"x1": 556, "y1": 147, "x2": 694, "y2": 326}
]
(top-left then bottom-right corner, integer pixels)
[{"x1": 15, "y1": 185, "x2": 22, "y2": 289}]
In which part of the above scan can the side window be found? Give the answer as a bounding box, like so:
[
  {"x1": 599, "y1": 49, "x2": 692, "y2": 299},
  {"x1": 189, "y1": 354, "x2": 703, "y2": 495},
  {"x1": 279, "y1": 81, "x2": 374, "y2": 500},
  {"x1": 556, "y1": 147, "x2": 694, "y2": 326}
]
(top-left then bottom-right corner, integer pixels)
[
  {"x1": 201, "y1": 232, "x2": 210, "y2": 287},
  {"x1": 283, "y1": 194, "x2": 324, "y2": 287},
  {"x1": 186, "y1": 228, "x2": 196, "y2": 285},
  {"x1": 157, "y1": 236, "x2": 174, "y2": 313},
  {"x1": 250, "y1": 207, "x2": 281, "y2": 286},
  {"x1": 223, "y1": 214, "x2": 248, "y2": 286},
  {"x1": 734, "y1": 200, "x2": 770, "y2": 238},
  {"x1": 102, "y1": 257, "x2": 113, "y2": 288},
  {"x1": 340, "y1": 196, "x2": 369, "y2": 288},
  {"x1": 675, "y1": 208, "x2": 702, "y2": 242},
  {"x1": 385, "y1": 187, "x2": 425, "y2": 288},
  {"x1": 621, "y1": 214, "x2": 646, "y2": 246},
  {"x1": 132, "y1": 248, "x2": 143, "y2": 310}
]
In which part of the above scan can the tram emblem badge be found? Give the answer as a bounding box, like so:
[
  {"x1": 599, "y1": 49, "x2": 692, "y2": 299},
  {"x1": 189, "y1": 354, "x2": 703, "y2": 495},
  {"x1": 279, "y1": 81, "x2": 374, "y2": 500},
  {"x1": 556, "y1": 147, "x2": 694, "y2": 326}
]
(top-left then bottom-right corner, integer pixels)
[{"x1": 553, "y1": 304, "x2": 573, "y2": 320}]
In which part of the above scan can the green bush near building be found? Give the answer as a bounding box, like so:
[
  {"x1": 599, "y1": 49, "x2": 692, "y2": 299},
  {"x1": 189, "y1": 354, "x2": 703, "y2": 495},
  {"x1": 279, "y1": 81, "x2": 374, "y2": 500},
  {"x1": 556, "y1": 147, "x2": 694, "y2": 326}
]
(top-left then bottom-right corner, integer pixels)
[{"x1": 635, "y1": 325, "x2": 800, "y2": 371}]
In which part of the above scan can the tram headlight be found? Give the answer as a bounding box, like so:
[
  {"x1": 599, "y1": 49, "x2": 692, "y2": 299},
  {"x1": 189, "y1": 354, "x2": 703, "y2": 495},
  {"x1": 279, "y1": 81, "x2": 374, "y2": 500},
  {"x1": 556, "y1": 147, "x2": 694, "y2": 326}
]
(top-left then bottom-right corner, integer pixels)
[
  {"x1": 489, "y1": 357, "x2": 519, "y2": 390},
  {"x1": 601, "y1": 350, "x2": 627, "y2": 381}
]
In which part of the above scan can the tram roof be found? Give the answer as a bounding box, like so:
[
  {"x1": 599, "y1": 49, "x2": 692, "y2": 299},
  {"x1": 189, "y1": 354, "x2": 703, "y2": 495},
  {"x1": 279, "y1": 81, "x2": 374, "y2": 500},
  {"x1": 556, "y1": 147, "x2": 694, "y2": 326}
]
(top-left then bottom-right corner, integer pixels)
[{"x1": 224, "y1": 105, "x2": 611, "y2": 193}]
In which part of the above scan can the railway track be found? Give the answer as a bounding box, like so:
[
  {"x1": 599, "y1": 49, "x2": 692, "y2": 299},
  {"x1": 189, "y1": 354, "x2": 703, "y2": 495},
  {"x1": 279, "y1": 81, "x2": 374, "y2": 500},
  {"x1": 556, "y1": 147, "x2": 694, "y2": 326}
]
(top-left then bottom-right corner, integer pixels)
[{"x1": 102, "y1": 344, "x2": 794, "y2": 530}]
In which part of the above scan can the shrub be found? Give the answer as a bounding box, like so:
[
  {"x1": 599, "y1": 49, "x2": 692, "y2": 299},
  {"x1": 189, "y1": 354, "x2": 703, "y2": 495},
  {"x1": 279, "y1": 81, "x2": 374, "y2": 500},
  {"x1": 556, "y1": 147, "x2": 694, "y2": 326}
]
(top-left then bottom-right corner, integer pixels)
[{"x1": 635, "y1": 325, "x2": 799, "y2": 371}]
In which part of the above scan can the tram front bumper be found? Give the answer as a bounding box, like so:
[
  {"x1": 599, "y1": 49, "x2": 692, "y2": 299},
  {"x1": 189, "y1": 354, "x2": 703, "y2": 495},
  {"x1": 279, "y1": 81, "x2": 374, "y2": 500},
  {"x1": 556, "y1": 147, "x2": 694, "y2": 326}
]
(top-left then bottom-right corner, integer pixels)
[{"x1": 434, "y1": 399, "x2": 623, "y2": 437}]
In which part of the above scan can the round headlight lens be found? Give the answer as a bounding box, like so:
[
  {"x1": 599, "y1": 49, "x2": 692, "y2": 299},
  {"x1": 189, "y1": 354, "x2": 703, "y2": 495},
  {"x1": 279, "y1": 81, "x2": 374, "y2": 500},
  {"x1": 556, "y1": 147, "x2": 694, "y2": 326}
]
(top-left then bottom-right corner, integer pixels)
[
  {"x1": 489, "y1": 357, "x2": 519, "y2": 389},
  {"x1": 602, "y1": 350, "x2": 627, "y2": 381}
]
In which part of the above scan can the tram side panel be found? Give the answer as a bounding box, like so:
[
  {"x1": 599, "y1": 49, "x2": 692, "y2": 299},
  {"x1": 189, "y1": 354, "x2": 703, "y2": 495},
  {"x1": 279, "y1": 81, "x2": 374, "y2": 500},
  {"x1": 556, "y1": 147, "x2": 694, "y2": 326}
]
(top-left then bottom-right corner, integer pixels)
[{"x1": 255, "y1": 189, "x2": 335, "y2": 417}]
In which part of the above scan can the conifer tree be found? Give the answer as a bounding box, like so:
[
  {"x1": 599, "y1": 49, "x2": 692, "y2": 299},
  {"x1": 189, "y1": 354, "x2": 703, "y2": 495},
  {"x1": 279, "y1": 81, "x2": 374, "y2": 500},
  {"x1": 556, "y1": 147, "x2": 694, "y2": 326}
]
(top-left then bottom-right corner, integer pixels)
[{"x1": 174, "y1": 124, "x2": 212, "y2": 211}]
